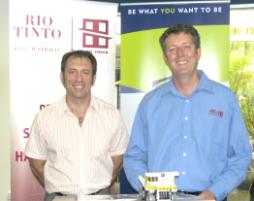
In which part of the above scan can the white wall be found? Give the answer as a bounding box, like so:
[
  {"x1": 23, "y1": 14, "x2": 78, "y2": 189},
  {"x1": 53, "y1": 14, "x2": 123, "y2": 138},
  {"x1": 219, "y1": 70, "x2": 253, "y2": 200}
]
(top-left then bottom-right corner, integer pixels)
[{"x1": 0, "y1": 0, "x2": 11, "y2": 200}]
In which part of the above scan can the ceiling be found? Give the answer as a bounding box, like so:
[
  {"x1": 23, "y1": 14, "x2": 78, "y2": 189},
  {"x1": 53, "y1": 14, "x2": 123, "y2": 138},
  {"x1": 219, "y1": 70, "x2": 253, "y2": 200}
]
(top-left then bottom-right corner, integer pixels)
[{"x1": 87, "y1": 0, "x2": 253, "y2": 5}]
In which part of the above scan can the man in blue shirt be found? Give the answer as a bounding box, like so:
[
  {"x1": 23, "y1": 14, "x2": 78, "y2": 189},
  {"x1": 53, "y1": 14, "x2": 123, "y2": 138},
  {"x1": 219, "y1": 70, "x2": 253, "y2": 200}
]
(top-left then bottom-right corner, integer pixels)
[{"x1": 123, "y1": 24, "x2": 252, "y2": 201}]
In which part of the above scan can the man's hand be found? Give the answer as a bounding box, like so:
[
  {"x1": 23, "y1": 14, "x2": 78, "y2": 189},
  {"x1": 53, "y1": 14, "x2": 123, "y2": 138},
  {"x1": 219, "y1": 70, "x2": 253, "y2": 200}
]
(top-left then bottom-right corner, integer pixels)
[{"x1": 198, "y1": 191, "x2": 216, "y2": 200}]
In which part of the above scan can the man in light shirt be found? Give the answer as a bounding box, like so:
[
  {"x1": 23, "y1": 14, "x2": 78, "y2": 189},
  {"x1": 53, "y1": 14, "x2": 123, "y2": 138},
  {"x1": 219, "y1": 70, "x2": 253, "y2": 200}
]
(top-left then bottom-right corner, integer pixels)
[
  {"x1": 123, "y1": 24, "x2": 252, "y2": 201},
  {"x1": 25, "y1": 50, "x2": 129, "y2": 201}
]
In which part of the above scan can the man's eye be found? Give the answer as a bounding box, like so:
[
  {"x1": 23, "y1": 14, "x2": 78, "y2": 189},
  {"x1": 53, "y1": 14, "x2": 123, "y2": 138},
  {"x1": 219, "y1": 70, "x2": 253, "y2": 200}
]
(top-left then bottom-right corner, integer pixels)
[
  {"x1": 168, "y1": 47, "x2": 176, "y2": 53},
  {"x1": 183, "y1": 44, "x2": 191, "y2": 49}
]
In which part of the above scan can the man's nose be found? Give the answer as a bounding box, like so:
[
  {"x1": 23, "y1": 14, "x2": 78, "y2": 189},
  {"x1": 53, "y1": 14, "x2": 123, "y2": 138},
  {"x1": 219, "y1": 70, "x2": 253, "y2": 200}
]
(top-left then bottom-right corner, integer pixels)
[
  {"x1": 76, "y1": 72, "x2": 83, "y2": 80},
  {"x1": 176, "y1": 47, "x2": 185, "y2": 57}
]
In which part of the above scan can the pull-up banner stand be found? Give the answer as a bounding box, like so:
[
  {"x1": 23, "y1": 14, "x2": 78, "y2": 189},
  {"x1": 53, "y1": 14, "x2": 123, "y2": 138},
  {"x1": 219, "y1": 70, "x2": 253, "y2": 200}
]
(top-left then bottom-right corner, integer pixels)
[
  {"x1": 9, "y1": 1, "x2": 118, "y2": 201},
  {"x1": 119, "y1": 1, "x2": 230, "y2": 192}
]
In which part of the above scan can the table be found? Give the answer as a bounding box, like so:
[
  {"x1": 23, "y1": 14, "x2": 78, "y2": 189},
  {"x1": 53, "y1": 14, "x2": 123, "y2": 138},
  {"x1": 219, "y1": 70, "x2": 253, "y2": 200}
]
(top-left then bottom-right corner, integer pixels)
[{"x1": 53, "y1": 193, "x2": 215, "y2": 201}]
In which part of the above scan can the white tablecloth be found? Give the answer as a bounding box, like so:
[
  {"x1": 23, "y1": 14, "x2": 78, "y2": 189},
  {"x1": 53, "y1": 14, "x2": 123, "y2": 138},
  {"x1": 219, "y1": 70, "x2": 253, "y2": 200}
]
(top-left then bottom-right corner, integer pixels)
[{"x1": 53, "y1": 193, "x2": 215, "y2": 201}]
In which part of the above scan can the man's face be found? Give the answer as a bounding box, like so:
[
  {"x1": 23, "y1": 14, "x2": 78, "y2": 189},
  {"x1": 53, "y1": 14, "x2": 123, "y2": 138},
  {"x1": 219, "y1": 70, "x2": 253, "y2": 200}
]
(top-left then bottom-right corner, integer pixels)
[
  {"x1": 61, "y1": 56, "x2": 95, "y2": 102},
  {"x1": 163, "y1": 32, "x2": 201, "y2": 79}
]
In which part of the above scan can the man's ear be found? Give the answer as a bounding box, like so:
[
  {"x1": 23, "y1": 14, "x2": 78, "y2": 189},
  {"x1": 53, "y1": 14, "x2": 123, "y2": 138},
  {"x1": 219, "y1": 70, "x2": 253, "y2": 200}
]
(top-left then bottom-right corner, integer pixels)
[
  {"x1": 60, "y1": 72, "x2": 64, "y2": 86},
  {"x1": 92, "y1": 75, "x2": 96, "y2": 85},
  {"x1": 163, "y1": 54, "x2": 169, "y2": 66},
  {"x1": 197, "y1": 48, "x2": 201, "y2": 60}
]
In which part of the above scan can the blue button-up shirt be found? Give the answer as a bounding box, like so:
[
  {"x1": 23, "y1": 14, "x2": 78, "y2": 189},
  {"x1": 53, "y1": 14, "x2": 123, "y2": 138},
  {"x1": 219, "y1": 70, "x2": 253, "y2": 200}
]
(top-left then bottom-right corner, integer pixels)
[{"x1": 124, "y1": 70, "x2": 252, "y2": 201}]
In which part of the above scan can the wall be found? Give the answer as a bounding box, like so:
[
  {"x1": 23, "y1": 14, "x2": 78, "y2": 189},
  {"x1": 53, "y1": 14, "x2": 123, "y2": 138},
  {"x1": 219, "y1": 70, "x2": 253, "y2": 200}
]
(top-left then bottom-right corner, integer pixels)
[{"x1": 0, "y1": 0, "x2": 10, "y2": 200}]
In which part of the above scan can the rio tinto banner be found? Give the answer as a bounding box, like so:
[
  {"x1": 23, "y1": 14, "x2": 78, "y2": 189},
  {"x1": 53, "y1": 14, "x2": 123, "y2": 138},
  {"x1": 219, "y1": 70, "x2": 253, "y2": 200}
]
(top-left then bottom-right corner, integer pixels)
[{"x1": 9, "y1": 0, "x2": 118, "y2": 200}]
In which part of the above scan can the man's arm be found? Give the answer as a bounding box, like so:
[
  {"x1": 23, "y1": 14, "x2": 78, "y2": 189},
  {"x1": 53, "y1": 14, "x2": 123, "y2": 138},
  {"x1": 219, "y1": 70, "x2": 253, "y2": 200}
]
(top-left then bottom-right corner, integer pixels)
[
  {"x1": 206, "y1": 96, "x2": 252, "y2": 201},
  {"x1": 123, "y1": 102, "x2": 148, "y2": 192},
  {"x1": 28, "y1": 157, "x2": 46, "y2": 187},
  {"x1": 111, "y1": 154, "x2": 123, "y2": 182},
  {"x1": 110, "y1": 154, "x2": 123, "y2": 194}
]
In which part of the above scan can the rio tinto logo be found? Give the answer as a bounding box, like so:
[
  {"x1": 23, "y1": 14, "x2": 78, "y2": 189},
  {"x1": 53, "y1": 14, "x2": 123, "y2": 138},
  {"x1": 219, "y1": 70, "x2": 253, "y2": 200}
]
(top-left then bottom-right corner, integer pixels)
[
  {"x1": 13, "y1": 15, "x2": 61, "y2": 39},
  {"x1": 79, "y1": 18, "x2": 111, "y2": 49}
]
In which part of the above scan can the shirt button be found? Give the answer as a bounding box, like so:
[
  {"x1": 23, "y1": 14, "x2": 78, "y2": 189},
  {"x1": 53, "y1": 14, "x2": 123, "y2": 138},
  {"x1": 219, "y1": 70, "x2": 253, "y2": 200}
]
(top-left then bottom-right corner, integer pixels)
[
  {"x1": 185, "y1": 99, "x2": 189, "y2": 103},
  {"x1": 182, "y1": 153, "x2": 187, "y2": 157},
  {"x1": 184, "y1": 117, "x2": 188, "y2": 120},
  {"x1": 182, "y1": 171, "x2": 186, "y2": 175},
  {"x1": 184, "y1": 136, "x2": 188, "y2": 139}
]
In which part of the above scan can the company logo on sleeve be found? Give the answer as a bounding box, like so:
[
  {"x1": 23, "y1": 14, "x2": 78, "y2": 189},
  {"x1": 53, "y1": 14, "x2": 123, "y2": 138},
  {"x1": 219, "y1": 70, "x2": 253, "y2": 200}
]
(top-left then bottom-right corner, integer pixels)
[{"x1": 79, "y1": 18, "x2": 112, "y2": 49}]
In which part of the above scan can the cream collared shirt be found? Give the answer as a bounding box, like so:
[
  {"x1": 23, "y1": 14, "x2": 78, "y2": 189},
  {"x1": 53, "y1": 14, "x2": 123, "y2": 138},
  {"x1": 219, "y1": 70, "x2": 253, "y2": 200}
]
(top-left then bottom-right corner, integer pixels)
[{"x1": 25, "y1": 96, "x2": 129, "y2": 195}]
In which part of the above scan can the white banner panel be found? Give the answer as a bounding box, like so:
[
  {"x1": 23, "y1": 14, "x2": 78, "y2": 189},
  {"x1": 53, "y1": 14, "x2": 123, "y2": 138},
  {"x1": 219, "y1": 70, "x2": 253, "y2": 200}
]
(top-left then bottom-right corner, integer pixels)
[{"x1": 9, "y1": 1, "x2": 118, "y2": 200}]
